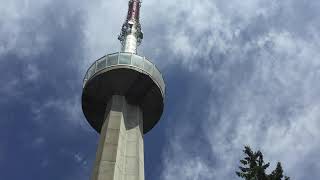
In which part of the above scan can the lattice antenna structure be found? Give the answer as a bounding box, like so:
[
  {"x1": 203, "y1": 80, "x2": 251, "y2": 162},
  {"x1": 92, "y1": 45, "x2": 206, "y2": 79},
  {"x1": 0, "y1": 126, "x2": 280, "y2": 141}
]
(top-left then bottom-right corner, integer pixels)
[{"x1": 118, "y1": 0, "x2": 144, "y2": 53}]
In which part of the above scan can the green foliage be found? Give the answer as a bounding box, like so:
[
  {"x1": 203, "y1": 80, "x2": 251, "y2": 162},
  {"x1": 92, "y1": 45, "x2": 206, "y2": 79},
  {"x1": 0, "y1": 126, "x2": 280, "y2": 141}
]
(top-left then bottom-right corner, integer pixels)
[
  {"x1": 269, "y1": 162, "x2": 290, "y2": 180},
  {"x1": 236, "y1": 146, "x2": 290, "y2": 180}
]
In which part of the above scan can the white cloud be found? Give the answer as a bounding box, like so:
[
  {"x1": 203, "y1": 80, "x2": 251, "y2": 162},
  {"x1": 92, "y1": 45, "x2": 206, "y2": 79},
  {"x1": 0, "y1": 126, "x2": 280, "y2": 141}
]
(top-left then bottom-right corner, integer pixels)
[
  {"x1": 162, "y1": 155, "x2": 215, "y2": 180},
  {"x1": 25, "y1": 64, "x2": 40, "y2": 81},
  {"x1": 31, "y1": 95, "x2": 89, "y2": 131},
  {"x1": 150, "y1": 0, "x2": 320, "y2": 179},
  {"x1": 0, "y1": 78, "x2": 21, "y2": 101},
  {"x1": 160, "y1": 124, "x2": 215, "y2": 180},
  {"x1": 196, "y1": 30, "x2": 320, "y2": 179},
  {"x1": 0, "y1": 0, "x2": 51, "y2": 58},
  {"x1": 0, "y1": 0, "x2": 88, "y2": 59},
  {"x1": 81, "y1": 0, "x2": 126, "y2": 70}
]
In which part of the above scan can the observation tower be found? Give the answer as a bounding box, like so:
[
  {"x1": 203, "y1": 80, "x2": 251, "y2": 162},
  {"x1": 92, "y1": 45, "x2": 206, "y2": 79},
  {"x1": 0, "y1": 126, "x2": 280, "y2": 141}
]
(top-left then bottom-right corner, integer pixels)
[{"x1": 81, "y1": 0, "x2": 165, "y2": 180}]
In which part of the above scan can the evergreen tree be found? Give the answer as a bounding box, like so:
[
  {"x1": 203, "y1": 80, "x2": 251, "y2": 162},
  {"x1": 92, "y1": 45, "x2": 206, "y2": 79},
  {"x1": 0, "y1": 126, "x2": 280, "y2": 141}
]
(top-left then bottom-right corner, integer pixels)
[
  {"x1": 268, "y1": 162, "x2": 290, "y2": 180},
  {"x1": 236, "y1": 146, "x2": 269, "y2": 180},
  {"x1": 236, "y1": 146, "x2": 290, "y2": 180}
]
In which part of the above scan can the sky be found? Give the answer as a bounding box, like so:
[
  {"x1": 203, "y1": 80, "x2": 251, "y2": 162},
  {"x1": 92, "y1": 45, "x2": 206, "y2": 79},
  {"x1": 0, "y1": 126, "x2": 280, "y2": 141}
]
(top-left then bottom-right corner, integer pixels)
[{"x1": 0, "y1": 0, "x2": 320, "y2": 179}]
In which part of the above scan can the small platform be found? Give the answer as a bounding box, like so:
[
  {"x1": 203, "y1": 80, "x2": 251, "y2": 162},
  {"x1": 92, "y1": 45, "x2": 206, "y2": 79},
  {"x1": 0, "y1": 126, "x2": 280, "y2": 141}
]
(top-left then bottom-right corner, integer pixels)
[{"x1": 82, "y1": 52, "x2": 165, "y2": 134}]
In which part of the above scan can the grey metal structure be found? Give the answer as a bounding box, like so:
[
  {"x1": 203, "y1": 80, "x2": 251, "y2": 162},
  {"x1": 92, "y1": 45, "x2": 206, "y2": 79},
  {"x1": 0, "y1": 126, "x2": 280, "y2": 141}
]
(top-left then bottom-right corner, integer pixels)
[{"x1": 81, "y1": 0, "x2": 165, "y2": 179}]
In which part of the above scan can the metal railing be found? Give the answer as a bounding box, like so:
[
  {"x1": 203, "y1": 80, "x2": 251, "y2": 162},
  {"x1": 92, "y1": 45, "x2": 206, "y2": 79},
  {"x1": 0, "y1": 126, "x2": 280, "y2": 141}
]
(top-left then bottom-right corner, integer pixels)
[{"x1": 83, "y1": 52, "x2": 165, "y2": 96}]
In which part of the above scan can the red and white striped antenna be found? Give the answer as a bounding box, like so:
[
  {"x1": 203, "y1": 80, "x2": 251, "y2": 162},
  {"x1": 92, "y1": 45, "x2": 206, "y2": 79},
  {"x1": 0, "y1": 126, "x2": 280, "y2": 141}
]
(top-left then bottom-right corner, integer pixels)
[{"x1": 118, "y1": 0, "x2": 143, "y2": 54}]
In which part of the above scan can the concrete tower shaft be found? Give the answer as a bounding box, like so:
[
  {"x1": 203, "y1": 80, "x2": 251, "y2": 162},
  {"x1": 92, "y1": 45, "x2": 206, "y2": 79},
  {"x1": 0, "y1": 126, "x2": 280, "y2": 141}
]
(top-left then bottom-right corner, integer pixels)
[
  {"x1": 91, "y1": 96, "x2": 144, "y2": 180},
  {"x1": 119, "y1": 0, "x2": 143, "y2": 53}
]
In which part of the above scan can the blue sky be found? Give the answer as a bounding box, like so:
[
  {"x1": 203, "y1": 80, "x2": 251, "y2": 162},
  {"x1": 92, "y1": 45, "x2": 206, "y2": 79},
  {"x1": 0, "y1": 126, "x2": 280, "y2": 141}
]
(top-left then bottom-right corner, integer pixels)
[{"x1": 1, "y1": 0, "x2": 320, "y2": 179}]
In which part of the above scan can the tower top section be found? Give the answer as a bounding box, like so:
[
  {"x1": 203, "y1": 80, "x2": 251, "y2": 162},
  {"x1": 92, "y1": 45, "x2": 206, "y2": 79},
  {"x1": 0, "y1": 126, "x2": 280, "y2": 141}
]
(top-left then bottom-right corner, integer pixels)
[
  {"x1": 118, "y1": 0, "x2": 143, "y2": 54},
  {"x1": 82, "y1": 0, "x2": 165, "y2": 134}
]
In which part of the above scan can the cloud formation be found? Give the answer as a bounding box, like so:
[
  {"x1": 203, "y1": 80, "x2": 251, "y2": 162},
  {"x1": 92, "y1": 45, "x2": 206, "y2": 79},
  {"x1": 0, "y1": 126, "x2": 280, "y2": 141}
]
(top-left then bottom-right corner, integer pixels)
[
  {"x1": 1, "y1": 0, "x2": 320, "y2": 180},
  {"x1": 150, "y1": 0, "x2": 320, "y2": 180}
]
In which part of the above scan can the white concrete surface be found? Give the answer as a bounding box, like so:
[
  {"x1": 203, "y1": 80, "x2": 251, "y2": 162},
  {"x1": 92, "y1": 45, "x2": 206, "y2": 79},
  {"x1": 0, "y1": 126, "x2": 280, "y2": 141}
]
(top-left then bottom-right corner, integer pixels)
[{"x1": 91, "y1": 95, "x2": 144, "y2": 180}]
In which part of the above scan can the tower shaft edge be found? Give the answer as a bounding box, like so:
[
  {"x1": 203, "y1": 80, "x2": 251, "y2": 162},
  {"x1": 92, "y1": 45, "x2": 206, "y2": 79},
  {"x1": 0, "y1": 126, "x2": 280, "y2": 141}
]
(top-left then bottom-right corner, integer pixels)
[{"x1": 91, "y1": 95, "x2": 144, "y2": 180}]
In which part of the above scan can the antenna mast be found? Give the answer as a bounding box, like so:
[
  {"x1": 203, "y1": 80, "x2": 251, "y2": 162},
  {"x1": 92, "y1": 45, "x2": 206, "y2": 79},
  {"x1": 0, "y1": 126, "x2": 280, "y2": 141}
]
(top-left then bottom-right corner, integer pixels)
[{"x1": 118, "y1": 0, "x2": 143, "y2": 54}]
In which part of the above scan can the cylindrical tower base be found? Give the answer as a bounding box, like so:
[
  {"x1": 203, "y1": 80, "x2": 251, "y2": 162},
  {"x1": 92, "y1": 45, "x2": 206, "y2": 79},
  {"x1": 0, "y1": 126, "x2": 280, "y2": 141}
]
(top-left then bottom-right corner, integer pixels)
[{"x1": 91, "y1": 95, "x2": 144, "y2": 180}]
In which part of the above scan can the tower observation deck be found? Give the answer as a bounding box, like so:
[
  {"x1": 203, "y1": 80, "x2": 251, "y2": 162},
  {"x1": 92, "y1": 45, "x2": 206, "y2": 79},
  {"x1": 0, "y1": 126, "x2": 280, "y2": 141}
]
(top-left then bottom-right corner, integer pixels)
[{"x1": 81, "y1": 0, "x2": 165, "y2": 180}]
